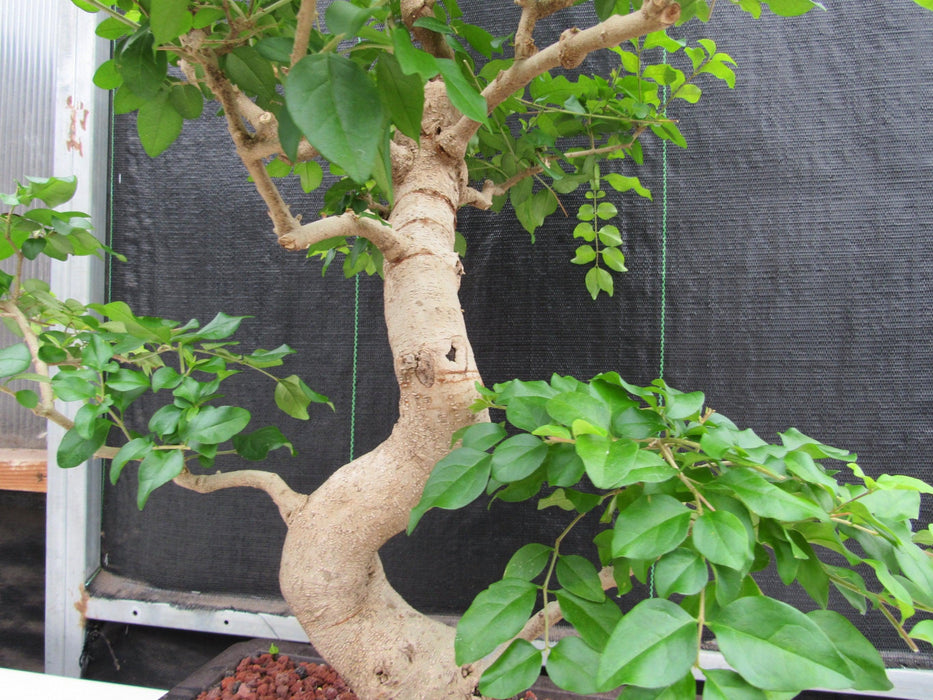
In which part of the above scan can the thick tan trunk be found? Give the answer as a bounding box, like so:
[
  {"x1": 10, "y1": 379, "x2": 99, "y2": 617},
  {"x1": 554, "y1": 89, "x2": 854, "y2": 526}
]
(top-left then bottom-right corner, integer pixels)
[{"x1": 278, "y1": 83, "x2": 486, "y2": 698}]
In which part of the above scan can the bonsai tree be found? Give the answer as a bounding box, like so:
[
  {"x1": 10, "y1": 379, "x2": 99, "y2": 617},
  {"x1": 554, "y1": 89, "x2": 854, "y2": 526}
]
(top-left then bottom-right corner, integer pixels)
[{"x1": 3, "y1": 0, "x2": 933, "y2": 697}]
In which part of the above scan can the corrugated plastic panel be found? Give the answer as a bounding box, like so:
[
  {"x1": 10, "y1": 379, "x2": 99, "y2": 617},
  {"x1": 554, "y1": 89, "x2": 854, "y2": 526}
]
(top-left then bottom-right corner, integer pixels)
[{"x1": 0, "y1": 0, "x2": 60, "y2": 447}]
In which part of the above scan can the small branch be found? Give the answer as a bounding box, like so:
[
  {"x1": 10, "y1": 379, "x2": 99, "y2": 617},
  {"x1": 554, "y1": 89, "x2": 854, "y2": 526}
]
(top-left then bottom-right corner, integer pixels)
[
  {"x1": 440, "y1": 0, "x2": 681, "y2": 157},
  {"x1": 78, "y1": 0, "x2": 140, "y2": 28},
  {"x1": 514, "y1": 0, "x2": 580, "y2": 59},
  {"x1": 401, "y1": 0, "x2": 454, "y2": 59},
  {"x1": 291, "y1": 0, "x2": 319, "y2": 67},
  {"x1": 174, "y1": 469, "x2": 307, "y2": 523},
  {"x1": 278, "y1": 211, "x2": 406, "y2": 261}
]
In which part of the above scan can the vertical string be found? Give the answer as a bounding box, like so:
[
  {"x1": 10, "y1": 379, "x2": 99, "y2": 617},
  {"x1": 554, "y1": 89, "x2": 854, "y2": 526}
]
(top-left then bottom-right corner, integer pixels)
[
  {"x1": 349, "y1": 273, "x2": 360, "y2": 461},
  {"x1": 658, "y1": 48, "x2": 670, "y2": 382},
  {"x1": 650, "y1": 45, "x2": 672, "y2": 600}
]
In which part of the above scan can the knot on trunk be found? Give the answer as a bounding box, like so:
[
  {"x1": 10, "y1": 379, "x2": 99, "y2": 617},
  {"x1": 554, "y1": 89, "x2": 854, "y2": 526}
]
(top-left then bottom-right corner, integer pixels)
[{"x1": 399, "y1": 351, "x2": 436, "y2": 387}]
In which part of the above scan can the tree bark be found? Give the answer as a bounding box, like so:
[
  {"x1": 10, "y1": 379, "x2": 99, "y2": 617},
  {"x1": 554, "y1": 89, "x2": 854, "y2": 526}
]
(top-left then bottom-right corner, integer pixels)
[{"x1": 278, "y1": 81, "x2": 487, "y2": 698}]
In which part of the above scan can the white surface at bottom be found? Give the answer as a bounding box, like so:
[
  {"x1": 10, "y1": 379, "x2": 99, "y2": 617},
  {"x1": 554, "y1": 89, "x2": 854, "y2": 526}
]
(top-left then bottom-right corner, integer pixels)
[{"x1": 0, "y1": 667, "x2": 165, "y2": 699}]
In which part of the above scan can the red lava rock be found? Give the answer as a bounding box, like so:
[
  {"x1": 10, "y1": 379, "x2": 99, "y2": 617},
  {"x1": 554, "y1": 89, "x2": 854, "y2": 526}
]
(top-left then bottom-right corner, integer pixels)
[{"x1": 194, "y1": 653, "x2": 543, "y2": 700}]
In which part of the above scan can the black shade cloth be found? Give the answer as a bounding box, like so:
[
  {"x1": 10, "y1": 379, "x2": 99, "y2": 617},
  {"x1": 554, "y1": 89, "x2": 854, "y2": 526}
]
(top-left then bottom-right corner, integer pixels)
[{"x1": 101, "y1": 2, "x2": 933, "y2": 662}]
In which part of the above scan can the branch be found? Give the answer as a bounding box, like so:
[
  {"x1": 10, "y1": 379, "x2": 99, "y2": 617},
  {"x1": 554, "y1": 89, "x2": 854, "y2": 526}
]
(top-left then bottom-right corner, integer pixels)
[
  {"x1": 401, "y1": 0, "x2": 454, "y2": 59},
  {"x1": 278, "y1": 211, "x2": 406, "y2": 261},
  {"x1": 514, "y1": 0, "x2": 580, "y2": 59},
  {"x1": 440, "y1": 0, "x2": 681, "y2": 157},
  {"x1": 290, "y1": 0, "x2": 319, "y2": 66},
  {"x1": 174, "y1": 469, "x2": 306, "y2": 523}
]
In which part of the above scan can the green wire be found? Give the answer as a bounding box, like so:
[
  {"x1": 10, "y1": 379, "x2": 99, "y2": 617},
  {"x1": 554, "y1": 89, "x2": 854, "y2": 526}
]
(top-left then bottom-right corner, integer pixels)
[
  {"x1": 659, "y1": 50, "x2": 669, "y2": 382},
  {"x1": 349, "y1": 273, "x2": 360, "y2": 461},
  {"x1": 649, "y1": 47, "x2": 672, "y2": 600}
]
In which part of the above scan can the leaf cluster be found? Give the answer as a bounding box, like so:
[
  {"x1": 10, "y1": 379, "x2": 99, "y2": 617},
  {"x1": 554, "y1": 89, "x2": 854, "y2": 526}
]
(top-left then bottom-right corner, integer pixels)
[
  {"x1": 1, "y1": 176, "x2": 329, "y2": 508},
  {"x1": 411, "y1": 373, "x2": 933, "y2": 698}
]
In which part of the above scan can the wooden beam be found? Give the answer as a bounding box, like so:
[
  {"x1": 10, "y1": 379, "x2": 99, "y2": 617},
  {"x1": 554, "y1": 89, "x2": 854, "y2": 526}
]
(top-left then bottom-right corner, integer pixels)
[{"x1": 0, "y1": 449, "x2": 47, "y2": 493}]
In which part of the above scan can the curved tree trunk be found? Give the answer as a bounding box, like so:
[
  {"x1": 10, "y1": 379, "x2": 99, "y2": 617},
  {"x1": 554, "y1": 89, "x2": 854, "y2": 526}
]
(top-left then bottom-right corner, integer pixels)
[{"x1": 278, "y1": 82, "x2": 486, "y2": 698}]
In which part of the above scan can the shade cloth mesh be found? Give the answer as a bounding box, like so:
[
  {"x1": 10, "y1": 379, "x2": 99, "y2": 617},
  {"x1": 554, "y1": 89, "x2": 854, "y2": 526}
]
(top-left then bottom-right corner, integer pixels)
[{"x1": 100, "y1": 2, "x2": 933, "y2": 665}]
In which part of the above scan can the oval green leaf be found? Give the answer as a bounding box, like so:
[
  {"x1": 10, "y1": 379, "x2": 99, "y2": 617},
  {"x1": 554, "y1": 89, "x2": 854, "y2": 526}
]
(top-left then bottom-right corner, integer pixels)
[
  {"x1": 455, "y1": 578, "x2": 537, "y2": 665},
  {"x1": 407, "y1": 447, "x2": 492, "y2": 533},
  {"x1": 286, "y1": 53, "x2": 385, "y2": 183},
  {"x1": 0, "y1": 343, "x2": 31, "y2": 378},
  {"x1": 692, "y1": 509, "x2": 753, "y2": 570},
  {"x1": 612, "y1": 494, "x2": 692, "y2": 560},
  {"x1": 185, "y1": 406, "x2": 251, "y2": 445},
  {"x1": 546, "y1": 635, "x2": 602, "y2": 695},
  {"x1": 478, "y1": 639, "x2": 541, "y2": 699},
  {"x1": 597, "y1": 598, "x2": 697, "y2": 689},
  {"x1": 707, "y1": 596, "x2": 854, "y2": 692}
]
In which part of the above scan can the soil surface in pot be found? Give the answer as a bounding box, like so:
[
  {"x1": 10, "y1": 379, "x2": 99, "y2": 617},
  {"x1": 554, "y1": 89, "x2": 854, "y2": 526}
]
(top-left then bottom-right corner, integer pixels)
[{"x1": 194, "y1": 651, "x2": 543, "y2": 699}]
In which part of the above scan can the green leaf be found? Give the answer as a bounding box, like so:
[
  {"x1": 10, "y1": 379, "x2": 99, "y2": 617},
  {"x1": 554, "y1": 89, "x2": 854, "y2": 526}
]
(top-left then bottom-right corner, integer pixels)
[
  {"x1": 115, "y1": 30, "x2": 167, "y2": 100},
  {"x1": 604, "y1": 172, "x2": 652, "y2": 200},
  {"x1": 503, "y1": 543, "x2": 552, "y2": 580},
  {"x1": 391, "y1": 26, "x2": 440, "y2": 79},
  {"x1": 136, "y1": 449, "x2": 184, "y2": 509},
  {"x1": 150, "y1": 0, "x2": 192, "y2": 46},
  {"x1": 294, "y1": 161, "x2": 324, "y2": 194},
  {"x1": 571, "y1": 244, "x2": 596, "y2": 264},
  {"x1": 546, "y1": 635, "x2": 602, "y2": 695},
  {"x1": 286, "y1": 54, "x2": 385, "y2": 183},
  {"x1": 408, "y1": 447, "x2": 491, "y2": 533},
  {"x1": 478, "y1": 639, "x2": 541, "y2": 699},
  {"x1": 708, "y1": 596, "x2": 854, "y2": 692},
  {"x1": 23, "y1": 176, "x2": 78, "y2": 208},
  {"x1": 702, "y1": 668, "x2": 786, "y2": 700},
  {"x1": 664, "y1": 389, "x2": 705, "y2": 420},
  {"x1": 137, "y1": 94, "x2": 183, "y2": 157},
  {"x1": 225, "y1": 46, "x2": 277, "y2": 102},
  {"x1": 597, "y1": 598, "x2": 697, "y2": 689},
  {"x1": 184, "y1": 406, "x2": 250, "y2": 445},
  {"x1": 15, "y1": 390, "x2": 39, "y2": 409},
  {"x1": 602, "y1": 246, "x2": 628, "y2": 272},
  {"x1": 110, "y1": 437, "x2": 153, "y2": 484},
  {"x1": 762, "y1": 0, "x2": 825, "y2": 17},
  {"x1": 57, "y1": 420, "x2": 110, "y2": 469},
  {"x1": 654, "y1": 548, "x2": 708, "y2": 598},
  {"x1": 459, "y1": 422, "x2": 507, "y2": 451},
  {"x1": 585, "y1": 266, "x2": 613, "y2": 299},
  {"x1": 556, "y1": 554, "x2": 605, "y2": 602},
  {"x1": 233, "y1": 425, "x2": 295, "y2": 461},
  {"x1": 375, "y1": 54, "x2": 424, "y2": 143},
  {"x1": 547, "y1": 392, "x2": 610, "y2": 430},
  {"x1": 692, "y1": 510, "x2": 753, "y2": 570},
  {"x1": 107, "y1": 368, "x2": 150, "y2": 392},
  {"x1": 455, "y1": 578, "x2": 537, "y2": 664},
  {"x1": 181, "y1": 311, "x2": 246, "y2": 341},
  {"x1": 612, "y1": 494, "x2": 692, "y2": 560},
  {"x1": 555, "y1": 590, "x2": 622, "y2": 650},
  {"x1": 169, "y1": 83, "x2": 203, "y2": 120},
  {"x1": 491, "y1": 434, "x2": 548, "y2": 483},
  {"x1": 93, "y1": 59, "x2": 123, "y2": 89},
  {"x1": 712, "y1": 469, "x2": 828, "y2": 522},
  {"x1": 0, "y1": 343, "x2": 31, "y2": 378},
  {"x1": 807, "y1": 610, "x2": 892, "y2": 691},
  {"x1": 436, "y1": 58, "x2": 487, "y2": 123},
  {"x1": 325, "y1": 0, "x2": 371, "y2": 37},
  {"x1": 910, "y1": 619, "x2": 933, "y2": 646},
  {"x1": 274, "y1": 375, "x2": 331, "y2": 420}
]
